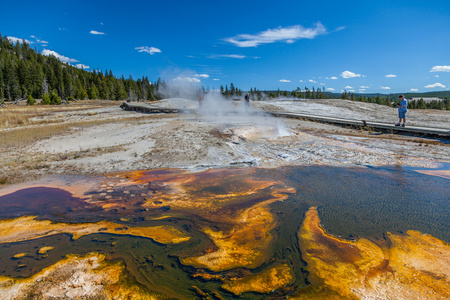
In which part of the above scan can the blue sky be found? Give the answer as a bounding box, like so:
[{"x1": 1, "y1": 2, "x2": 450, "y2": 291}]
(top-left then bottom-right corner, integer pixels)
[{"x1": 1, "y1": 0, "x2": 449, "y2": 93}]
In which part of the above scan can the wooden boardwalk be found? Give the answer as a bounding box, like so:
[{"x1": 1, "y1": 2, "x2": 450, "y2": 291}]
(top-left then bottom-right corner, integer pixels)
[
  {"x1": 121, "y1": 102, "x2": 450, "y2": 138},
  {"x1": 271, "y1": 112, "x2": 450, "y2": 138},
  {"x1": 120, "y1": 102, "x2": 192, "y2": 114}
]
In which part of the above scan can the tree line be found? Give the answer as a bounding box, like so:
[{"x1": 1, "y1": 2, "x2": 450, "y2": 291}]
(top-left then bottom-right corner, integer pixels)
[
  {"x1": 0, "y1": 33, "x2": 161, "y2": 105},
  {"x1": 219, "y1": 84, "x2": 329, "y2": 100},
  {"x1": 340, "y1": 91, "x2": 449, "y2": 110}
]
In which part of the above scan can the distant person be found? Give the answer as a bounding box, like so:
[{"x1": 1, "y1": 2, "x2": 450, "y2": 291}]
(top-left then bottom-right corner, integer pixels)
[
  {"x1": 244, "y1": 93, "x2": 250, "y2": 110},
  {"x1": 395, "y1": 95, "x2": 408, "y2": 127},
  {"x1": 198, "y1": 94, "x2": 204, "y2": 108}
]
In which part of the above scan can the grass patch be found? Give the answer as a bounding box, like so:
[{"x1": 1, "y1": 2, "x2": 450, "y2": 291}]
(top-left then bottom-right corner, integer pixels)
[
  {"x1": 0, "y1": 123, "x2": 74, "y2": 148},
  {"x1": 0, "y1": 100, "x2": 120, "y2": 128}
]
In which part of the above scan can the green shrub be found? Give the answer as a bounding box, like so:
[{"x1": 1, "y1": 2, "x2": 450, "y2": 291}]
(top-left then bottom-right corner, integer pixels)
[
  {"x1": 50, "y1": 92, "x2": 62, "y2": 105},
  {"x1": 41, "y1": 93, "x2": 51, "y2": 105},
  {"x1": 26, "y1": 95, "x2": 36, "y2": 105}
]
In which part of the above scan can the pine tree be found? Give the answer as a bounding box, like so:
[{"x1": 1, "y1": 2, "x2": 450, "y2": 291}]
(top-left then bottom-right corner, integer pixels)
[{"x1": 41, "y1": 93, "x2": 51, "y2": 104}]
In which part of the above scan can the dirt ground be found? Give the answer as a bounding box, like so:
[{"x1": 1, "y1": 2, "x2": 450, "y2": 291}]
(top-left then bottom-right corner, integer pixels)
[{"x1": 1, "y1": 98, "x2": 449, "y2": 187}]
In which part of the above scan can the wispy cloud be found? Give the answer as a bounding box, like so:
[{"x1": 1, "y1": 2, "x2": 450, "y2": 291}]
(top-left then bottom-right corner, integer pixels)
[
  {"x1": 7, "y1": 36, "x2": 32, "y2": 44},
  {"x1": 173, "y1": 76, "x2": 201, "y2": 83},
  {"x1": 344, "y1": 85, "x2": 353, "y2": 89},
  {"x1": 330, "y1": 76, "x2": 338, "y2": 80},
  {"x1": 359, "y1": 89, "x2": 366, "y2": 92},
  {"x1": 135, "y1": 46, "x2": 161, "y2": 55},
  {"x1": 90, "y1": 30, "x2": 106, "y2": 35},
  {"x1": 326, "y1": 88, "x2": 335, "y2": 91},
  {"x1": 42, "y1": 49, "x2": 78, "y2": 63},
  {"x1": 425, "y1": 83, "x2": 446, "y2": 88},
  {"x1": 380, "y1": 86, "x2": 390, "y2": 90},
  {"x1": 430, "y1": 65, "x2": 450, "y2": 72},
  {"x1": 58, "y1": 27, "x2": 66, "y2": 31},
  {"x1": 212, "y1": 78, "x2": 220, "y2": 81},
  {"x1": 279, "y1": 79, "x2": 291, "y2": 83},
  {"x1": 209, "y1": 54, "x2": 247, "y2": 59},
  {"x1": 385, "y1": 74, "x2": 397, "y2": 78},
  {"x1": 75, "y1": 64, "x2": 90, "y2": 70},
  {"x1": 409, "y1": 88, "x2": 419, "y2": 92},
  {"x1": 195, "y1": 74, "x2": 209, "y2": 78},
  {"x1": 224, "y1": 22, "x2": 327, "y2": 47},
  {"x1": 360, "y1": 86, "x2": 369, "y2": 89},
  {"x1": 299, "y1": 80, "x2": 304, "y2": 82},
  {"x1": 434, "y1": 75, "x2": 439, "y2": 77},
  {"x1": 309, "y1": 79, "x2": 317, "y2": 83},
  {"x1": 30, "y1": 35, "x2": 48, "y2": 45},
  {"x1": 340, "y1": 71, "x2": 362, "y2": 78}
]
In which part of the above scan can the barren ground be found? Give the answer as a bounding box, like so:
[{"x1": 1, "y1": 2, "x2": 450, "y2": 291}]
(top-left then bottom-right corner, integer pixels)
[{"x1": 1, "y1": 98, "x2": 449, "y2": 187}]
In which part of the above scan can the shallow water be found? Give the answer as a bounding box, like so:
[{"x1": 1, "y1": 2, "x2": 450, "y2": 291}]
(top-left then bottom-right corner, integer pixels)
[{"x1": 0, "y1": 165, "x2": 448, "y2": 298}]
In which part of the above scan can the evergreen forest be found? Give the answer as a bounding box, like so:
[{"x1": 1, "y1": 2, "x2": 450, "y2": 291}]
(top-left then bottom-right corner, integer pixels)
[{"x1": 0, "y1": 33, "x2": 160, "y2": 104}]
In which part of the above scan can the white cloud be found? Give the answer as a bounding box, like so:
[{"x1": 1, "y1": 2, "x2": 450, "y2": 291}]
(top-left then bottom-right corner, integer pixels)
[
  {"x1": 279, "y1": 79, "x2": 291, "y2": 83},
  {"x1": 173, "y1": 77, "x2": 201, "y2": 83},
  {"x1": 299, "y1": 80, "x2": 304, "y2": 82},
  {"x1": 380, "y1": 86, "x2": 390, "y2": 90},
  {"x1": 385, "y1": 74, "x2": 397, "y2": 78},
  {"x1": 360, "y1": 86, "x2": 369, "y2": 89},
  {"x1": 212, "y1": 78, "x2": 220, "y2": 81},
  {"x1": 75, "y1": 64, "x2": 90, "y2": 70},
  {"x1": 425, "y1": 83, "x2": 446, "y2": 88},
  {"x1": 90, "y1": 30, "x2": 106, "y2": 35},
  {"x1": 341, "y1": 71, "x2": 362, "y2": 78},
  {"x1": 59, "y1": 27, "x2": 66, "y2": 31},
  {"x1": 135, "y1": 46, "x2": 161, "y2": 55},
  {"x1": 409, "y1": 88, "x2": 419, "y2": 92},
  {"x1": 319, "y1": 83, "x2": 325, "y2": 85},
  {"x1": 7, "y1": 36, "x2": 32, "y2": 44},
  {"x1": 344, "y1": 85, "x2": 353, "y2": 89},
  {"x1": 348, "y1": 90, "x2": 355, "y2": 92},
  {"x1": 195, "y1": 74, "x2": 209, "y2": 78},
  {"x1": 224, "y1": 22, "x2": 327, "y2": 47},
  {"x1": 330, "y1": 76, "x2": 338, "y2": 80},
  {"x1": 335, "y1": 26, "x2": 346, "y2": 32},
  {"x1": 326, "y1": 88, "x2": 335, "y2": 91},
  {"x1": 430, "y1": 65, "x2": 450, "y2": 72},
  {"x1": 309, "y1": 79, "x2": 317, "y2": 83},
  {"x1": 435, "y1": 75, "x2": 439, "y2": 77},
  {"x1": 210, "y1": 54, "x2": 246, "y2": 59},
  {"x1": 42, "y1": 49, "x2": 78, "y2": 63},
  {"x1": 30, "y1": 35, "x2": 48, "y2": 44},
  {"x1": 359, "y1": 89, "x2": 366, "y2": 92}
]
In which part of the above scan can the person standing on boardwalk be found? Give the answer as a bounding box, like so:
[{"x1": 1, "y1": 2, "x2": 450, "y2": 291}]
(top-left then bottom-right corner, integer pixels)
[
  {"x1": 395, "y1": 95, "x2": 408, "y2": 127},
  {"x1": 244, "y1": 93, "x2": 250, "y2": 110}
]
